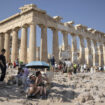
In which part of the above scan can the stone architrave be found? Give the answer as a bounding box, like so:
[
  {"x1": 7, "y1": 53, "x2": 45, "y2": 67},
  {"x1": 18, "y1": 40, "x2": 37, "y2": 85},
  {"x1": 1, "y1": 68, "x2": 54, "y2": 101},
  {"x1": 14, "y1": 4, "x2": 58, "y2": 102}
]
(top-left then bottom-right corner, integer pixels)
[
  {"x1": 71, "y1": 34, "x2": 77, "y2": 63},
  {"x1": 28, "y1": 23, "x2": 36, "y2": 62},
  {"x1": 92, "y1": 40, "x2": 98, "y2": 66},
  {"x1": 0, "y1": 34, "x2": 4, "y2": 54},
  {"x1": 40, "y1": 25, "x2": 48, "y2": 62},
  {"x1": 79, "y1": 36, "x2": 85, "y2": 64},
  {"x1": 20, "y1": 25, "x2": 28, "y2": 63},
  {"x1": 11, "y1": 28, "x2": 18, "y2": 63},
  {"x1": 52, "y1": 29, "x2": 59, "y2": 63},
  {"x1": 98, "y1": 43, "x2": 104, "y2": 66},
  {"x1": 4, "y1": 32, "x2": 10, "y2": 62},
  {"x1": 62, "y1": 31, "x2": 68, "y2": 50}
]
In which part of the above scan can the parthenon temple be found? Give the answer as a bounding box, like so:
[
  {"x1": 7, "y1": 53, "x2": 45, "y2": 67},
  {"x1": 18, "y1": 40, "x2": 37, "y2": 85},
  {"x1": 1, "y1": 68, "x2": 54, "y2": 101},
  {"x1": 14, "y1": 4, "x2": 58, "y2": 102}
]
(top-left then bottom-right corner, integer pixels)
[{"x1": 0, "y1": 4, "x2": 105, "y2": 66}]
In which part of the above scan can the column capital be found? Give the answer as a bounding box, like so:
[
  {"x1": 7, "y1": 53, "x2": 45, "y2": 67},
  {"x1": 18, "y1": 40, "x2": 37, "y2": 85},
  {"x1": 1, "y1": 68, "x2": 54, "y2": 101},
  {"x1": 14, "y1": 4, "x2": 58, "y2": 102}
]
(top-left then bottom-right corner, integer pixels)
[
  {"x1": 5, "y1": 30, "x2": 12, "y2": 34},
  {"x1": 61, "y1": 31, "x2": 68, "y2": 35},
  {"x1": 12, "y1": 27, "x2": 20, "y2": 32},
  {"x1": 86, "y1": 37, "x2": 91, "y2": 40},
  {"x1": 70, "y1": 33, "x2": 77, "y2": 37},
  {"x1": 0, "y1": 33, "x2": 4, "y2": 37},
  {"x1": 78, "y1": 35, "x2": 83, "y2": 38},
  {"x1": 21, "y1": 24, "x2": 29, "y2": 28},
  {"x1": 51, "y1": 28, "x2": 58, "y2": 32},
  {"x1": 39, "y1": 24, "x2": 47, "y2": 29}
]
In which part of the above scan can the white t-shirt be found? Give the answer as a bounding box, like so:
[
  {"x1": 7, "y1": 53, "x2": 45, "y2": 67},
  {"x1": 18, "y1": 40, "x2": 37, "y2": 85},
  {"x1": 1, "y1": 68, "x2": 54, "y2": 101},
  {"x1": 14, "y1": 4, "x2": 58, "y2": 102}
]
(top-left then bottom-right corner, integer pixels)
[
  {"x1": 84, "y1": 64, "x2": 87, "y2": 69},
  {"x1": 65, "y1": 61, "x2": 71, "y2": 67},
  {"x1": 55, "y1": 63, "x2": 58, "y2": 68}
]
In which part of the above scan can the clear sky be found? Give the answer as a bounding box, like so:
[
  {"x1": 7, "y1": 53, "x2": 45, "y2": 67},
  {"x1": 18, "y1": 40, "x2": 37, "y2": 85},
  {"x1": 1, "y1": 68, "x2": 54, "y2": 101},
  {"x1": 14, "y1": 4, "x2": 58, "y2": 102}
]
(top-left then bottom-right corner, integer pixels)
[{"x1": 0, "y1": 0, "x2": 105, "y2": 54}]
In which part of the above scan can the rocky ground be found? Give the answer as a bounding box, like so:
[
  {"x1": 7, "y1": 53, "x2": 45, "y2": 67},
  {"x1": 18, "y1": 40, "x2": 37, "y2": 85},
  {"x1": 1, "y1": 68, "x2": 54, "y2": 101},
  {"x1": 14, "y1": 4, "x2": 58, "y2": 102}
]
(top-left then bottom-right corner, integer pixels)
[{"x1": 0, "y1": 69, "x2": 105, "y2": 105}]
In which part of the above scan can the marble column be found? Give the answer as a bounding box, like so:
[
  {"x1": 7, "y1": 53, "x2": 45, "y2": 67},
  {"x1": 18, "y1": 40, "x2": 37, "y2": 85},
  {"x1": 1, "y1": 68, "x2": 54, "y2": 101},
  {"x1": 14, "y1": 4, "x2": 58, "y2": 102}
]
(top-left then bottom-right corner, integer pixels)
[
  {"x1": 101, "y1": 44, "x2": 104, "y2": 66},
  {"x1": 92, "y1": 40, "x2": 98, "y2": 66},
  {"x1": 79, "y1": 36, "x2": 85, "y2": 64},
  {"x1": 103, "y1": 43, "x2": 105, "y2": 65},
  {"x1": 71, "y1": 34, "x2": 77, "y2": 63},
  {"x1": 0, "y1": 34, "x2": 4, "y2": 54},
  {"x1": 98, "y1": 43, "x2": 104, "y2": 66},
  {"x1": 20, "y1": 25, "x2": 27, "y2": 63},
  {"x1": 52, "y1": 29, "x2": 59, "y2": 63},
  {"x1": 36, "y1": 47, "x2": 40, "y2": 61},
  {"x1": 4, "y1": 32, "x2": 10, "y2": 62},
  {"x1": 11, "y1": 29, "x2": 18, "y2": 63},
  {"x1": 29, "y1": 23, "x2": 36, "y2": 62},
  {"x1": 86, "y1": 38, "x2": 92, "y2": 66},
  {"x1": 40, "y1": 25, "x2": 48, "y2": 62},
  {"x1": 62, "y1": 31, "x2": 68, "y2": 50}
]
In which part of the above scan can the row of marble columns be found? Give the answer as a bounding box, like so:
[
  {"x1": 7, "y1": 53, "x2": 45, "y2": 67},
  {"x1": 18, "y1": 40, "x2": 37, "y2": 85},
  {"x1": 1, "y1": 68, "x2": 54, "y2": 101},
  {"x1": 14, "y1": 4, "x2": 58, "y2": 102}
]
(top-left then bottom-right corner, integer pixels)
[
  {"x1": 62, "y1": 33, "x2": 105, "y2": 66},
  {"x1": 0, "y1": 23, "x2": 37, "y2": 63},
  {"x1": 0, "y1": 23, "x2": 105, "y2": 66},
  {"x1": 0, "y1": 23, "x2": 48, "y2": 64}
]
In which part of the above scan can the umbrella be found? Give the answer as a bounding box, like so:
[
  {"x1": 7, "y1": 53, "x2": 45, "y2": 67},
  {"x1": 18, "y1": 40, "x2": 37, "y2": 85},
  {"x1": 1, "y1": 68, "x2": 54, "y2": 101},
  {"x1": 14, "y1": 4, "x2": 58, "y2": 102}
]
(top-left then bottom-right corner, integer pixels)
[{"x1": 26, "y1": 61, "x2": 49, "y2": 69}]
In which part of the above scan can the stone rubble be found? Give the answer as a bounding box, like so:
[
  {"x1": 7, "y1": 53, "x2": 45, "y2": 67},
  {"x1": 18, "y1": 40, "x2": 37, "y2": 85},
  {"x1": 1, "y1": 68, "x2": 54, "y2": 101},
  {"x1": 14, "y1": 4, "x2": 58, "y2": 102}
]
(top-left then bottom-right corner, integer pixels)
[{"x1": 0, "y1": 69, "x2": 105, "y2": 105}]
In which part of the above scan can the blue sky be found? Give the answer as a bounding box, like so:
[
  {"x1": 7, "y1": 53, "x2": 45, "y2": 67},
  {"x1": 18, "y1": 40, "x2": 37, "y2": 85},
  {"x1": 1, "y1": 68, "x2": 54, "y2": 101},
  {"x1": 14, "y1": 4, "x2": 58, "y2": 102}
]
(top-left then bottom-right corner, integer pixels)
[{"x1": 0, "y1": 0, "x2": 105, "y2": 54}]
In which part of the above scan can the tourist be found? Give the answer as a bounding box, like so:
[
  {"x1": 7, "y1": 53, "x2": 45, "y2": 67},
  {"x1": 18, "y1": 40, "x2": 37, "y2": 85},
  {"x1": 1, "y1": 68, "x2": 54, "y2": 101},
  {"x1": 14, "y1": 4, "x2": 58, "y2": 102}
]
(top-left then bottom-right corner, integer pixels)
[
  {"x1": 15, "y1": 67, "x2": 29, "y2": 88},
  {"x1": 15, "y1": 67, "x2": 24, "y2": 86},
  {"x1": 26, "y1": 74, "x2": 42, "y2": 99},
  {"x1": 104, "y1": 66, "x2": 105, "y2": 71},
  {"x1": 67, "y1": 65, "x2": 73, "y2": 79},
  {"x1": 99, "y1": 66, "x2": 102, "y2": 71},
  {"x1": 55, "y1": 62, "x2": 58, "y2": 71},
  {"x1": 87, "y1": 65, "x2": 90, "y2": 72},
  {"x1": 21, "y1": 68, "x2": 30, "y2": 89},
  {"x1": 13, "y1": 61, "x2": 16, "y2": 68},
  {"x1": 6, "y1": 62, "x2": 9, "y2": 69},
  {"x1": 77, "y1": 63, "x2": 80, "y2": 72},
  {"x1": 15, "y1": 58, "x2": 19, "y2": 66},
  {"x1": 84, "y1": 64, "x2": 86, "y2": 71},
  {"x1": 80, "y1": 65, "x2": 84, "y2": 73},
  {"x1": 93, "y1": 66, "x2": 96, "y2": 73},
  {"x1": 36, "y1": 71, "x2": 48, "y2": 99},
  {"x1": 90, "y1": 66, "x2": 94, "y2": 74},
  {"x1": 73, "y1": 64, "x2": 77, "y2": 74},
  {"x1": 0, "y1": 49, "x2": 6, "y2": 82},
  {"x1": 50, "y1": 55, "x2": 55, "y2": 71}
]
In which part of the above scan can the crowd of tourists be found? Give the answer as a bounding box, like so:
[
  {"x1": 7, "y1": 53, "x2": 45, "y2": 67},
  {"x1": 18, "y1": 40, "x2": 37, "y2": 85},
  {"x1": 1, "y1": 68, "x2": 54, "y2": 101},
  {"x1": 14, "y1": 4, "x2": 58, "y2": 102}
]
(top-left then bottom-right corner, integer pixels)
[
  {"x1": 49, "y1": 56, "x2": 105, "y2": 79},
  {"x1": 0, "y1": 48, "x2": 105, "y2": 100},
  {"x1": 53, "y1": 61, "x2": 105, "y2": 73}
]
